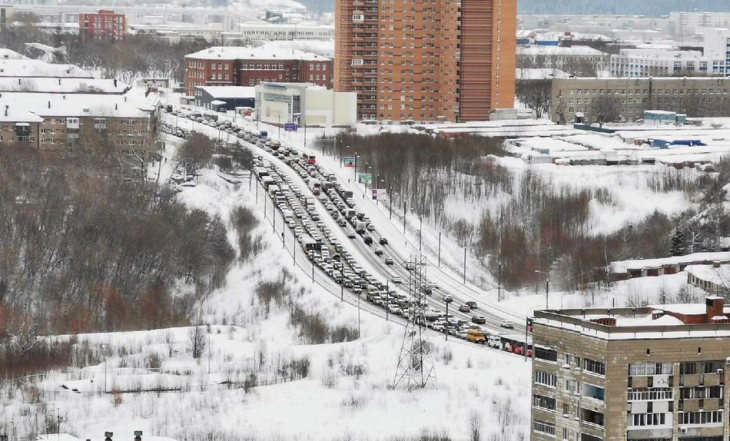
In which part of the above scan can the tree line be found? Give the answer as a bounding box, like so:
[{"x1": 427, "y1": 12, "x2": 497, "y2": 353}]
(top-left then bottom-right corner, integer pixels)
[{"x1": 0, "y1": 146, "x2": 235, "y2": 338}]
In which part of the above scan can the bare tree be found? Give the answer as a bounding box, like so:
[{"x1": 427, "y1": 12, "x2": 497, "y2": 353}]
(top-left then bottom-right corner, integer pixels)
[
  {"x1": 8, "y1": 321, "x2": 40, "y2": 356},
  {"x1": 469, "y1": 411, "x2": 482, "y2": 441},
  {"x1": 516, "y1": 79, "x2": 552, "y2": 119},
  {"x1": 177, "y1": 133, "x2": 214, "y2": 175},
  {"x1": 591, "y1": 95, "x2": 621, "y2": 126},
  {"x1": 189, "y1": 325, "x2": 206, "y2": 359}
]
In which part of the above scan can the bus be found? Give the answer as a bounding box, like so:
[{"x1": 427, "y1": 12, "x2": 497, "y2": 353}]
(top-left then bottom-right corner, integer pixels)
[
  {"x1": 301, "y1": 235, "x2": 322, "y2": 252},
  {"x1": 308, "y1": 179, "x2": 321, "y2": 195},
  {"x1": 501, "y1": 334, "x2": 533, "y2": 357}
]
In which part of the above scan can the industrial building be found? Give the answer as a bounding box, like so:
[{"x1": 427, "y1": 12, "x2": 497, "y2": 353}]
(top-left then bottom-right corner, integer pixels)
[
  {"x1": 531, "y1": 297, "x2": 730, "y2": 441},
  {"x1": 254, "y1": 82, "x2": 356, "y2": 127},
  {"x1": 194, "y1": 86, "x2": 255, "y2": 111},
  {"x1": 334, "y1": 0, "x2": 516, "y2": 122}
]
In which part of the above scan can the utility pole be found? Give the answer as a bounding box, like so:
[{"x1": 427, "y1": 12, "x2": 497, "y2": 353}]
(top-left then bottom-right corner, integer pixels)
[
  {"x1": 437, "y1": 231, "x2": 441, "y2": 267},
  {"x1": 524, "y1": 317, "x2": 530, "y2": 362},
  {"x1": 498, "y1": 261, "x2": 502, "y2": 302},
  {"x1": 303, "y1": 123, "x2": 307, "y2": 150},
  {"x1": 340, "y1": 281, "x2": 344, "y2": 302},
  {"x1": 389, "y1": 186, "x2": 393, "y2": 219},
  {"x1": 463, "y1": 247, "x2": 467, "y2": 284},
  {"x1": 357, "y1": 292, "x2": 361, "y2": 338},
  {"x1": 385, "y1": 280, "x2": 389, "y2": 321},
  {"x1": 403, "y1": 201, "x2": 407, "y2": 234},
  {"x1": 419, "y1": 216, "x2": 422, "y2": 252},
  {"x1": 444, "y1": 297, "x2": 453, "y2": 341},
  {"x1": 272, "y1": 204, "x2": 276, "y2": 233}
]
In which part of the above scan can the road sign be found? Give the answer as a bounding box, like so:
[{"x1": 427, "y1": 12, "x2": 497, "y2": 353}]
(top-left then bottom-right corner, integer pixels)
[
  {"x1": 372, "y1": 189, "x2": 378, "y2": 200},
  {"x1": 284, "y1": 123, "x2": 297, "y2": 132},
  {"x1": 358, "y1": 173, "x2": 372, "y2": 185},
  {"x1": 376, "y1": 188, "x2": 388, "y2": 201},
  {"x1": 344, "y1": 156, "x2": 356, "y2": 168}
]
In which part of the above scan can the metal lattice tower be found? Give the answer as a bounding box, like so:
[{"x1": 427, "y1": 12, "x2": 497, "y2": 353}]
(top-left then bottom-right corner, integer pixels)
[{"x1": 393, "y1": 253, "x2": 436, "y2": 390}]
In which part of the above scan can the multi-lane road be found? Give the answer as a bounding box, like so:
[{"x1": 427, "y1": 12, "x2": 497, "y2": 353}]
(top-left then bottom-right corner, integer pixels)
[{"x1": 161, "y1": 110, "x2": 532, "y2": 356}]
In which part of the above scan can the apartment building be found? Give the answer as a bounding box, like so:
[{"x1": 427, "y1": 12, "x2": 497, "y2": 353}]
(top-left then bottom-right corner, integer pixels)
[
  {"x1": 551, "y1": 77, "x2": 730, "y2": 124},
  {"x1": 669, "y1": 12, "x2": 730, "y2": 39},
  {"x1": 530, "y1": 296, "x2": 730, "y2": 441},
  {"x1": 0, "y1": 94, "x2": 155, "y2": 154},
  {"x1": 518, "y1": 46, "x2": 609, "y2": 75},
  {"x1": 334, "y1": 0, "x2": 516, "y2": 122},
  {"x1": 609, "y1": 49, "x2": 726, "y2": 78},
  {"x1": 79, "y1": 10, "x2": 126, "y2": 41},
  {"x1": 184, "y1": 47, "x2": 332, "y2": 96}
]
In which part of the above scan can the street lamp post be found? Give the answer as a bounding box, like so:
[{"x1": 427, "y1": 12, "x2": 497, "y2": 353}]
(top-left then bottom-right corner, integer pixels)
[
  {"x1": 463, "y1": 247, "x2": 467, "y2": 284},
  {"x1": 403, "y1": 201, "x2": 407, "y2": 234},
  {"x1": 419, "y1": 215, "x2": 422, "y2": 252},
  {"x1": 438, "y1": 230, "x2": 441, "y2": 267},
  {"x1": 444, "y1": 297, "x2": 453, "y2": 341},
  {"x1": 535, "y1": 270, "x2": 550, "y2": 309}
]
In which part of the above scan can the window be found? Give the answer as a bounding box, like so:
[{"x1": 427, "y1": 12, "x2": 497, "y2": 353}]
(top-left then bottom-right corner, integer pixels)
[
  {"x1": 580, "y1": 435, "x2": 602, "y2": 441},
  {"x1": 533, "y1": 420, "x2": 556, "y2": 436},
  {"x1": 583, "y1": 359, "x2": 605, "y2": 376},
  {"x1": 582, "y1": 384, "x2": 605, "y2": 401},
  {"x1": 678, "y1": 410, "x2": 723, "y2": 425},
  {"x1": 581, "y1": 408, "x2": 604, "y2": 427},
  {"x1": 533, "y1": 394, "x2": 556, "y2": 411},
  {"x1": 535, "y1": 347, "x2": 558, "y2": 362},
  {"x1": 565, "y1": 380, "x2": 580, "y2": 395},
  {"x1": 681, "y1": 362, "x2": 697, "y2": 375},
  {"x1": 629, "y1": 363, "x2": 673, "y2": 376},
  {"x1": 535, "y1": 371, "x2": 556, "y2": 387},
  {"x1": 628, "y1": 388, "x2": 672, "y2": 401}
]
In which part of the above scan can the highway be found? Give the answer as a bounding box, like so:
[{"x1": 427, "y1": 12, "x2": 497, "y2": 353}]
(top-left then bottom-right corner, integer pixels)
[{"x1": 161, "y1": 110, "x2": 533, "y2": 356}]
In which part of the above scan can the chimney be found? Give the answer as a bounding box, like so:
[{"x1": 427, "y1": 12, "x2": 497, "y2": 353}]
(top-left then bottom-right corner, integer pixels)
[
  {"x1": 115, "y1": 103, "x2": 118, "y2": 110},
  {"x1": 706, "y1": 296, "x2": 724, "y2": 320},
  {"x1": 4, "y1": 105, "x2": 8, "y2": 117},
  {"x1": 48, "y1": 101, "x2": 50, "y2": 109},
  {"x1": 17, "y1": 78, "x2": 20, "y2": 85},
  {"x1": 58, "y1": 78, "x2": 61, "y2": 85},
  {"x1": 104, "y1": 433, "x2": 113, "y2": 441},
  {"x1": 114, "y1": 79, "x2": 118, "y2": 88},
  {"x1": 134, "y1": 431, "x2": 142, "y2": 441},
  {"x1": 713, "y1": 261, "x2": 721, "y2": 268}
]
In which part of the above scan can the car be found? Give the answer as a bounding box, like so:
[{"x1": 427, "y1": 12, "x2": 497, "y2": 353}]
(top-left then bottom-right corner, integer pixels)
[
  {"x1": 472, "y1": 316, "x2": 487, "y2": 325},
  {"x1": 466, "y1": 301, "x2": 478, "y2": 310},
  {"x1": 366, "y1": 224, "x2": 375, "y2": 232},
  {"x1": 500, "y1": 321, "x2": 514, "y2": 329},
  {"x1": 392, "y1": 276, "x2": 403, "y2": 284},
  {"x1": 338, "y1": 218, "x2": 347, "y2": 227},
  {"x1": 384, "y1": 257, "x2": 394, "y2": 265},
  {"x1": 363, "y1": 236, "x2": 373, "y2": 246},
  {"x1": 458, "y1": 305, "x2": 470, "y2": 313},
  {"x1": 405, "y1": 262, "x2": 415, "y2": 271},
  {"x1": 379, "y1": 237, "x2": 389, "y2": 245},
  {"x1": 374, "y1": 247, "x2": 384, "y2": 256},
  {"x1": 347, "y1": 231, "x2": 357, "y2": 239},
  {"x1": 443, "y1": 295, "x2": 453, "y2": 303}
]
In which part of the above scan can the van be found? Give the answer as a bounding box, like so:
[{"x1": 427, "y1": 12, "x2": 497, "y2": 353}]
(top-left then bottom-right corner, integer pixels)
[
  {"x1": 487, "y1": 335, "x2": 502, "y2": 349},
  {"x1": 466, "y1": 329, "x2": 486, "y2": 344}
]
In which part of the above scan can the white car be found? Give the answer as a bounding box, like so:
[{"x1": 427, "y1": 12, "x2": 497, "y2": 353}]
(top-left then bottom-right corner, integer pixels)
[{"x1": 392, "y1": 276, "x2": 403, "y2": 284}]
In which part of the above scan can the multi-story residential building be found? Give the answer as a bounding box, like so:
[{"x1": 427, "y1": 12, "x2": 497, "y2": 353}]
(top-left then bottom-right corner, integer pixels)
[
  {"x1": 518, "y1": 46, "x2": 609, "y2": 76},
  {"x1": 551, "y1": 77, "x2": 730, "y2": 124},
  {"x1": 530, "y1": 296, "x2": 730, "y2": 441},
  {"x1": 184, "y1": 47, "x2": 332, "y2": 96},
  {"x1": 0, "y1": 93, "x2": 155, "y2": 154},
  {"x1": 0, "y1": 104, "x2": 43, "y2": 147},
  {"x1": 79, "y1": 10, "x2": 126, "y2": 41},
  {"x1": 609, "y1": 49, "x2": 726, "y2": 78},
  {"x1": 669, "y1": 12, "x2": 730, "y2": 40},
  {"x1": 334, "y1": 0, "x2": 516, "y2": 123}
]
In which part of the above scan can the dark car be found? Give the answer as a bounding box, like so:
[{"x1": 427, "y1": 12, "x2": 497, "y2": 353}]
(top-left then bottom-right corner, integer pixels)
[
  {"x1": 385, "y1": 257, "x2": 394, "y2": 265},
  {"x1": 379, "y1": 237, "x2": 389, "y2": 245},
  {"x1": 472, "y1": 316, "x2": 487, "y2": 325},
  {"x1": 364, "y1": 236, "x2": 373, "y2": 246},
  {"x1": 466, "y1": 301, "x2": 478, "y2": 310}
]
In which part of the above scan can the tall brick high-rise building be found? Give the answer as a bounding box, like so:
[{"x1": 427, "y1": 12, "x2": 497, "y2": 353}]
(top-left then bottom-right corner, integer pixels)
[{"x1": 334, "y1": 0, "x2": 515, "y2": 122}]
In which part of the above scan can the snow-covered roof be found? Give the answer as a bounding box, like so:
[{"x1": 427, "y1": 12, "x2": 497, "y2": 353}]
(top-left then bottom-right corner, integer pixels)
[
  {"x1": 0, "y1": 105, "x2": 44, "y2": 123},
  {"x1": 685, "y1": 264, "x2": 730, "y2": 287},
  {"x1": 517, "y1": 46, "x2": 607, "y2": 56},
  {"x1": 0, "y1": 93, "x2": 151, "y2": 118},
  {"x1": 0, "y1": 48, "x2": 28, "y2": 60},
  {"x1": 196, "y1": 86, "x2": 256, "y2": 99},
  {"x1": 610, "y1": 252, "x2": 730, "y2": 273},
  {"x1": 0, "y1": 59, "x2": 92, "y2": 78},
  {"x1": 257, "y1": 39, "x2": 335, "y2": 57},
  {"x1": 185, "y1": 46, "x2": 330, "y2": 62},
  {"x1": 615, "y1": 49, "x2": 709, "y2": 60},
  {"x1": 516, "y1": 68, "x2": 568, "y2": 81},
  {"x1": 0, "y1": 77, "x2": 127, "y2": 94}
]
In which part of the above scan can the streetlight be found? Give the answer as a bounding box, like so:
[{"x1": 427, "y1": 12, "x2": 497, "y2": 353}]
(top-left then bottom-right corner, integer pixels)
[
  {"x1": 535, "y1": 270, "x2": 550, "y2": 310},
  {"x1": 444, "y1": 296, "x2": 453, "y2": 341}
]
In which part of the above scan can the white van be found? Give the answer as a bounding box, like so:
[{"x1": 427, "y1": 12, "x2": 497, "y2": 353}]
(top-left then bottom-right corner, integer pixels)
[{"x1": 487, "y1": 335, "x2": 502, "y2": 350}]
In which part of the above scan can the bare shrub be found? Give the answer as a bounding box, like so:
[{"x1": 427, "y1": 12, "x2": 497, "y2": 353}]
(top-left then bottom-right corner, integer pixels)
[{"x1": 189, "y1": 326, "x2": 207, "y2": 359}]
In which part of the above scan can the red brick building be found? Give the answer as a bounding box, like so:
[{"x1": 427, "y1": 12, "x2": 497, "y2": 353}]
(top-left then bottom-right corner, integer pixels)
[
  {"x1": 184, "y1": 47, "x2": 332, "y2": 96},
  {"x1": 79, "y1": 10, "x2": 126, "y2": 41}
]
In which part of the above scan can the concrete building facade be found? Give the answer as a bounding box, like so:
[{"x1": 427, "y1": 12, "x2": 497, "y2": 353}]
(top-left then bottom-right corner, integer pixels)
[
  {"x1": 609, "y1": 49, "x2": 726, "y2": 78},
  {"x1": 530, "y1": 297, "x2": 730, "y2": 441},
  {"x1": 551, "y1": 77, "x2": 730, "y2": 124},
  {"x1": 184, "y1": 47, "x2": 332, "y2": 96},
  {"x1": 255, "y1": 82, "x2": 357, "y2": 127},
  {"x1": 334, "y1": 0, "x2": 516, "y2": 123}
]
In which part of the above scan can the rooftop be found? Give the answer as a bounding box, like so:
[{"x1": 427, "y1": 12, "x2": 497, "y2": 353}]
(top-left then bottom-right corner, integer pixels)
[
  {"x1": 0, "y1": 92, "x2": 151, "y2": 118},
  {"x1": 0, "y1": 59, "x2": 92, "y2": 78},
  {"x1": 196, "y1": 86, "x2": 256, "y2": 99},
  {"x1": 0, "y1": 77, "x2": 128, "y2": 94},
  {"x1": 185, "y1": 46, "x2": 330, "y2": 62},
  {"x1": 533, "y1": 297, "x2": 730, "y2": 340},
  {"x1": 517, "y1": 46, "x2": 607, "y2": 56}
]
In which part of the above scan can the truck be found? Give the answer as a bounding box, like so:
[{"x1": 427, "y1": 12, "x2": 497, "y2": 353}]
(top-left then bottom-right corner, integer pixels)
[
  {"x1": 268, "y1": 184, "x2": 280, "y2": 196},
  {"x1": 344, "y1": 208, "x2": 357, "y2": 219},
  {"x1": 308, "y1": 179, "x2": 321, "y2": 195},
  {"x1": 355, "y1": 220, "x2": 366, "y2": 235},
  {"x1": 341, "y1": 190, "x2": 354, "y2": 200},
  {"x1": 305, "y1": 197, "x2": 315, "y2": 211},
  {"x1": 282, "y1": 209, "x2": 294, "y2": 222},
  {"x1": 262, "y1": 176, "x2": 275, "y2": 190}
]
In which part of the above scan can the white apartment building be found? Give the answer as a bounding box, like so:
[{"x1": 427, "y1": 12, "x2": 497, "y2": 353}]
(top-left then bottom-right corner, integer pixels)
[
  {"x1": 669, "y1": 12, "x2": 730, "y2": 38},
  {"x1": 609, "y1": 49, "x2": 727, "y2": 78}
]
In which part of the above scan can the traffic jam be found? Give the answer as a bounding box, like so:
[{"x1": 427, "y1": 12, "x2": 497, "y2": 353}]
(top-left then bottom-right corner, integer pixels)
[{"x1": 164, "y1": 107, "x2": 533, "y2": 356}]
